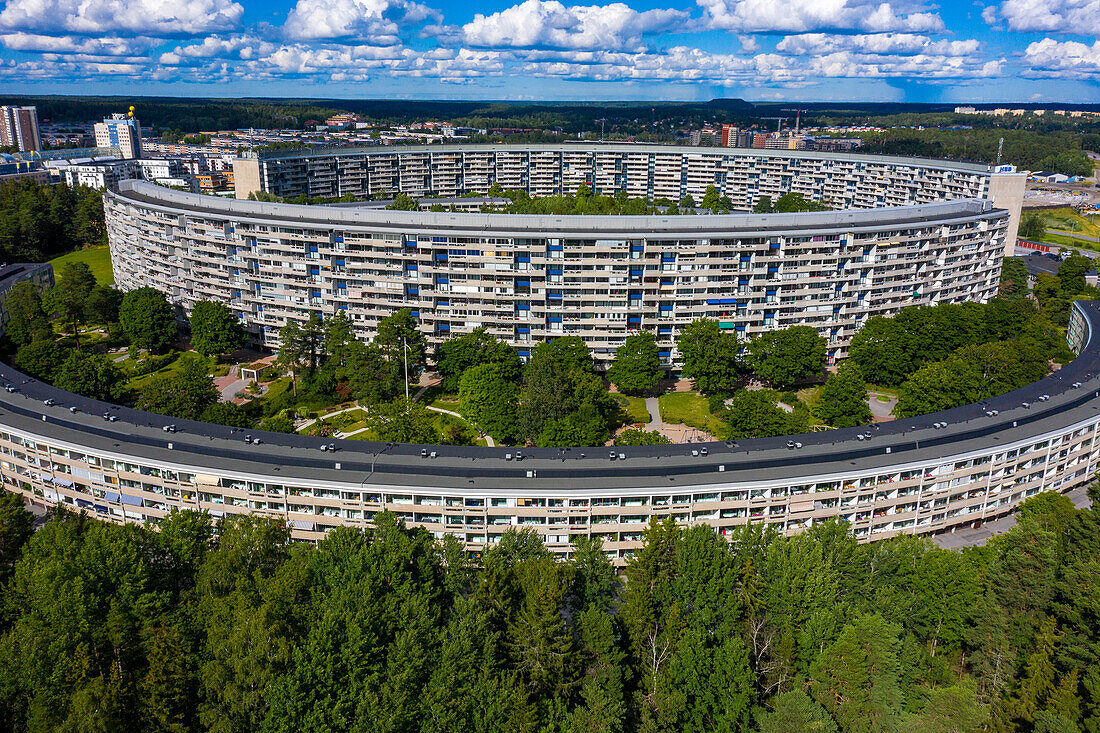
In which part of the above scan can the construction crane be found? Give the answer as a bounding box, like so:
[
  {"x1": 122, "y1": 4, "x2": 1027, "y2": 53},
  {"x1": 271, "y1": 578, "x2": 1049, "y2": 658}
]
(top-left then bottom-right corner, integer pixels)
[
  {"x1": 595, "y1": 118, "x2": 607, "y2": 141},
  {"x1": 782, "y1": 108, "x2": 809, "y2": 133},
  {"x1": 761, "y1": 116, "x2": 788, "y2": 133}
]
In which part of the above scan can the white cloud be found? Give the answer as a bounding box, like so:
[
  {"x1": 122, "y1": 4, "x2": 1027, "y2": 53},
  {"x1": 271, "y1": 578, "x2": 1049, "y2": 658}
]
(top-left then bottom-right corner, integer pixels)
[
  {"x1": 1023, "y1": 37, "x2": 1100, "y2": 78},
  {"x1": 461, "y1": 0, "x2": 687, "y2": 51},
  {"x1": 283, "y1": 0, "x2": 439, "y2": 42},
  {"x1": 517, "y1": 42, "x2": 999, "y2": 85},
  {"x1": 160, "y1": 35, "x2": 277, "y2": 64},
  {"x1": 986, "y1": 0, "x2": 1100, "y2": 35},
  {"x1": 0, "y1": 0, "x2": 243, "y2": 35},
  {"x1": 698, "y1": 0, "x2": 944, "y2": 33},
  {"x1": 0, "y1": 32, "x2": 160, "y2": 54},
  {"x1": 776, "y1": 33, "x2": 979, "y2": 56}
]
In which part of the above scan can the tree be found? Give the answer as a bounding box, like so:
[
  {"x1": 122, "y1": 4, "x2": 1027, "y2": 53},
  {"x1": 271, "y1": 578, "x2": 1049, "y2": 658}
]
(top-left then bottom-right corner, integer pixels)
[
  {"x1": 189, "y1": 301, "x2": 246, "y2": 357},
  {"x1": 375, "y1": 308, "x2": 426, "y2": 376},
  {"x1": 119, "y1": 287, "x2": 178, "y2": 353},
  {"x1": 3, "y1": 280, "x2": 51, "y2": 346},
  {"x1": 701, "y1": 185, "x2": 721, "y2": 212},
  {"x1": 366, "y1": 398, "x2": 438, "y2": 443},
  {"x1": 258, "y1": 415, "x2": 296, "y2": 433},
  {"x1": 386, "y1": 193, "x2": 420, "y2": 210},
  {"x1": 1058, "y1": 255, "x2": 1090, "y2": 296},
  {"x1": 848, "y1": 316, "x2": 914, "y2": 387},
  {"x1": 517, "y1": 338, "x2": 616, "y2": 445},
  {"x1": 459, "y1": 362, "x2": 519, "y2": 444},
  {"x1": 1018, "y1": 213, "x2": 1046, "y2": 240},
  {"x1": 0, "y1": 490, "x2": 33, "y2": 584},
  {"x1": 895, "y1": 339, "x2": 1048, "y2": 418},
  {"x1": 773, "y1": 193, "x2": 829, "y2": 213},
  {"x1": 753, "y1": 195, "x2": 773, "y2": 213},
  {"x1": 322, "y1": 310, "x2": 355, "y2": 358},
  {"x1": 749, "y1": 325, "x2": 827, "y2": 386},
  {"x1": 43, "y1": 261, "x2": 96, "y2": 338},
  {"x1": 86, "y1": 286, "x2": 123, "y2": 325},
  {"x1": 53, "y1": 350, "x2": 124, "y2": 401},
  {"x1": 13, "y1": 340, "x2": 70, "y2": 382},
  {"x1": 810, "y1": 614, "x2": 903, "y2": 733},
  {"x1": 435, "y1": 327, "x2": 521, "y2": 392},
  {"x1": 999, "y1": 256, "x2": 1031, "y2": 299},
  {"x1": 817, "y1": 362, "x2": 872, "y2": 428},
  {"x1": 614, "y1": 428, "x2": 672, "y2": 446},
  {"x1": 136, "y1": 354, "x2": 219, "y2": 420},
  {"x1": 200, "y1": 401, "x2": 252, "y2": 428},
  {"x1": 340, "y1": 339, "x2": 401, "y2": 405},
  {"x1": 275, "y1": 313, "x2": 323, "y2": 376},
  {"x1": 535, "y1": 335, "x2": 594, "y2": 374},
  {"x1": 717, "y1": 389, "x2": 803, "y2": 439},
  {"x1": 607, "y1": 332, "x2": 661, "y2": 396},
  {"x1": 676, "y1": 318, "x2": 741, "y2": 395},
  {"x1": 757, "y1": 689, "x2": 838, "y2": 733}
]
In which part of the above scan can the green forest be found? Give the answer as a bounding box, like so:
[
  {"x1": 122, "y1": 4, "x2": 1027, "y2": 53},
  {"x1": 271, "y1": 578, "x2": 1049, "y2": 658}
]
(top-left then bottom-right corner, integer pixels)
[
  {"x1": 0, "y1": 179, "x2": 105, "y2": 262},
  {"x1": 0, "y1": 484, "x2": 1098, "y2": 732}
]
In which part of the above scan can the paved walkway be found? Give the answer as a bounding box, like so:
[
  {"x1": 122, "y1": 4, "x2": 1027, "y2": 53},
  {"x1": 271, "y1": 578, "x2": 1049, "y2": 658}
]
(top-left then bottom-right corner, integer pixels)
[
  {"x1": 425, "y1": 405, "x2": 495, "y2": 447},
  {"x1": 868, "y1": 393, "x2": 897, "y2": 422},
  {"x1": 296, "y1": 404, "x2": 362, "y2": 432},
  {"x1": 643, "y1": 397, "x2": 660, "y2": 430},
  {"x1": 629, "y1": 395, "x2": 717, "y2": 443}
]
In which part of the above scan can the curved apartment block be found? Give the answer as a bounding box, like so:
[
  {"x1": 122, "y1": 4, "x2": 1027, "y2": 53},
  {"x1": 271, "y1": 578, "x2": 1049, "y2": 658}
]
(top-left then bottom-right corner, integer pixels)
[
  {"x1": 1, "y1": 302, "x2": 1097, "y2": 560},
  {"x1": 107, "y1": 145, "x2": 1021, "y2": 365}
]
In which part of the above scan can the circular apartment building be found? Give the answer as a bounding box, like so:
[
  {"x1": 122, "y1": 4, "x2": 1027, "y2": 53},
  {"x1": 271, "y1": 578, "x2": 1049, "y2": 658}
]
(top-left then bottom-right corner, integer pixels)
[
  {"x1": 105, "y1": 144, "x2": 1025, "y2": 365},
  {"x1": 0, "y1": 300, "x2": 1094, "y2": 561},
  {"x1": 0, "y1": 144, "x2": 1065, "y2": 559}
]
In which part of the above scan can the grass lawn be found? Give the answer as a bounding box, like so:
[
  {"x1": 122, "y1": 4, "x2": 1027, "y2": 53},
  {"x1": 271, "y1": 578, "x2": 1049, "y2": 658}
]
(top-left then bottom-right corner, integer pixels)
[
  {"x1": 1041, "y1": 207, "x2": 1100, "y2": 239},
  {"x1": 867, "y1": 384, "x2": 901, "y2": 399},
  {"x1": 658, "y1": 391, "x2": 723, "y2": 434},
  {"x1": 430, "y1": 395, "x2": 462, "y2": 412},
  {"x1": 614, "y1": 394, "x2": 651, "y2": 425},
  {"x1": 124, "y1": 352, "x2": 193, "y2": 392},
  {"x1": 49, "y1": 246, "x2": 114, "y2": 286},
  {"x1": 795, "y1": 386, "x2": 822, "y2": 409}
]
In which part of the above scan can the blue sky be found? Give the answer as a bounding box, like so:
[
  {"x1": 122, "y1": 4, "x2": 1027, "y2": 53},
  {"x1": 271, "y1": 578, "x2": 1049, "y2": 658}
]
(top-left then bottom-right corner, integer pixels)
[{"x1": 0, "y1": 0, "x2": 1097, "y2": 101}]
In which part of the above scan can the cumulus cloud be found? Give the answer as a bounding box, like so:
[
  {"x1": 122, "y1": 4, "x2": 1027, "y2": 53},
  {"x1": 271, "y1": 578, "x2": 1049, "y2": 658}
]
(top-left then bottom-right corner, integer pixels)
[
  {"x1": 776, "y1": 33, "x2": 979, "y2": 56},
  {"x1": 461, "y1": 0, "x2": 687, "y2": 52},
  {"x1": 0, "y1": 0, "x2": 244, "y2": 35},
  {"x1": 283, "y1": 0, "x2": 439, "y2": 43},
  {"x1": 1023, "y1": 37, "x2": 1100, "y2": 79},
  {"x1": 517, "y1": 42, "x2": 1000, "y2": 85},
  {"x1": 0, "y1": 32, "x2": 161, "y2": 55},
  {"x1": 160, "y1": 35, "x2": 277, "y2": 64},
  {"x1": 698, "y1": 0, "x2": 944, "y2": 33},
  {"x1": 986, "y1": 0, "x2": 1100, "y2": 35}
]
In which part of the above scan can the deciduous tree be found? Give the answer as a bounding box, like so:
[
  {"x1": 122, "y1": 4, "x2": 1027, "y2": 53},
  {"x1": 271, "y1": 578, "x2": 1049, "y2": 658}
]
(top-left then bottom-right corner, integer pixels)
[
  {"x1": 189, "y1": 300, "x2": 246, "y2": 357},
  {"x1": 119, "y1": 287, "x2": 178, "y2": 353},
  {"x1": 748, "y1": 325, "x2": 827, "y2": 386},
  {"x1": 677, "y1": 318, "x2": 741, "y2": 395},
  {"x1": 608, "y1": 332, "x2": 661, "y2": 396}
]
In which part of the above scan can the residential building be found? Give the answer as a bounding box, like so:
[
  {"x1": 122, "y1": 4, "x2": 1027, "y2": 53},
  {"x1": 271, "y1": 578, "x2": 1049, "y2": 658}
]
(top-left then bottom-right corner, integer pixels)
[
  {"x1": 0, "y1": 106, "x2": 40, "y2": 152},
  {"x1": 94, "y1": 113, "x2": 142, "y2": 159}
]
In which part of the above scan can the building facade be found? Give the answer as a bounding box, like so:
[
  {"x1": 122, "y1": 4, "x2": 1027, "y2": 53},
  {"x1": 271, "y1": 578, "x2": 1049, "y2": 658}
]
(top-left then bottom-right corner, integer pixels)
[
  {"x1": 107, "y1": 177, "x2": 1009, "y2": 366},
  {"x1": 1, "y1": 301, "x2": 1097, "y2": 561},
  {"x1": 94, "y1": 113, "x2": 142, "y2": 159},
  {"x1": 62, "y1": 161, "x2": 142, "y2": 190},
  {"x1": 0, "y1": 106, "x2": 40, "y2": 152}
]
